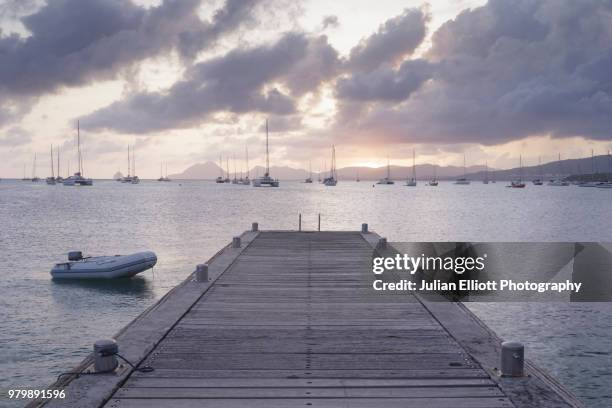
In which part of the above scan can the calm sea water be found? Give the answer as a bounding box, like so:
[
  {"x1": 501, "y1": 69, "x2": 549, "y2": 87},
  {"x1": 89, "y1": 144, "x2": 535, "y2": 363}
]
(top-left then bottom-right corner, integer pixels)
[{"x1": 0, "y1": 179, "x2": 611, "y2": 407}]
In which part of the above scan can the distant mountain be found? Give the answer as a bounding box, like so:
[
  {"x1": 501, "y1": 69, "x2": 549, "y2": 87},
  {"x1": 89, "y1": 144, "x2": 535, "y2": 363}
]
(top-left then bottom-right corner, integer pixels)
[
  {"x1": 170, "y1": 162, "x2": 223, "y2": 179},
  {"x1": 170, "y1": 155, "x2": 612, "y2": 181},
  {"x1": 465, "y1": 154, "x2": 612, "y2": 181},
  {"x1": 170, "y1": 161, "x2": 486, "y2": 180}
]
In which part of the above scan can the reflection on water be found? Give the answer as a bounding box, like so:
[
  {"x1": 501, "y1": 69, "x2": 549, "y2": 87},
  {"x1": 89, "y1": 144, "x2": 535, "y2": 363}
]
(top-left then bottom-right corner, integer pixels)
[
  {"x1": 51, "y1": 276, "x2": 154, "y2": 297},
  {"x1": 0, "y1": 179, "x2": 611, "y2": 407}
]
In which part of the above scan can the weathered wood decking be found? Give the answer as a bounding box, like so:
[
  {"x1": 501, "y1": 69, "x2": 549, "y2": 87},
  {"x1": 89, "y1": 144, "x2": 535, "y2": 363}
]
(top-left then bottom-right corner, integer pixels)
[{"x1": 39, "y1": 230, "x2": 584, "y2": 408}]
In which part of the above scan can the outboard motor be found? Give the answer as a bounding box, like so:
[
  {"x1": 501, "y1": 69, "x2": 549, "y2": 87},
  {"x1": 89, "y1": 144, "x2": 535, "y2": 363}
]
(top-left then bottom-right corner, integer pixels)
[{"x1": 68, "y1": 251, "x2": 83, "y2": 261}]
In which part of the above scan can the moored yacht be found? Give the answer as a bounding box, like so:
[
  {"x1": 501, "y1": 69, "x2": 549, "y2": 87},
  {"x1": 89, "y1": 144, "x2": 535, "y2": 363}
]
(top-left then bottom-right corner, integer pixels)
[
  {"x1": 63, "y1": 121, "x2": 93, "y2": 186},
  {"x1": 454, "y1": 154, "x2": 470, "y2": 184},
  {"x1": 532, "y1": 156, "x2": 544, "y2": 185},
  {"x1": 252, "y1": 119, "x2": 279, "y2": 187},
  {"x1": 405, "y1": 150, "x2": 417, "y2": 186},
  {"x1": 323, "y1": 145, "x2": 338, "y2": 186},
  {"x1": 304, "y1": 161, "x2": 313, "y2": 183},
  {"x1": 508, "y1": 155, "x2": 526, "y2": 188},
  {"x1": 377, "y1": 157, "x2": 394, "y2": 184},
  {"x1": 46, "y1": 145, "x2": 56, "y2": 185},
  {"x1": 428, "y1": 164, "x2": 438, "y2": 186}
]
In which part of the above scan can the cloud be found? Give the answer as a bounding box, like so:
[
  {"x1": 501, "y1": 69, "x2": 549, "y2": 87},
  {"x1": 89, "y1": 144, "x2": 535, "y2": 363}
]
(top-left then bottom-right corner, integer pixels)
[
  {"x1": 347, "y1": 8, "x2": 429, "y2": 72},
  {"x1": 337, "y1": 59, "x2": 433, "y2": 102},
  {"x1": 0, "y1": 0, "x2": 261, "y2": 97},
  {"x1": 83, "y1": 32, "x2": 340, "y2": 133},
  {"x1": 334, "y1": 0, "x2": 612, "y2": 145},
  {"x1": 0, "y1": 126, "x2": 31, "y2": 146},
  {"x1": 321, "y1": 15, "x2": 339, "y2": 30}
]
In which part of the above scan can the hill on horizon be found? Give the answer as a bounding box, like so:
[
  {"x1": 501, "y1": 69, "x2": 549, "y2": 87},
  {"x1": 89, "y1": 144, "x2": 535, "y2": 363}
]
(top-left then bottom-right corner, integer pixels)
[{"x1": 170, "y1": 154, "x2": 612, "y2": 181}]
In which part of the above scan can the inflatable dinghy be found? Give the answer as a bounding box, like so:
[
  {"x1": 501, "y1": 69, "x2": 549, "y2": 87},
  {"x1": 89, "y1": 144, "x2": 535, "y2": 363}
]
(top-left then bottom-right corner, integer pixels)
[{"x1": 51, "y1": 251, "x2": 157, "y2": 279}]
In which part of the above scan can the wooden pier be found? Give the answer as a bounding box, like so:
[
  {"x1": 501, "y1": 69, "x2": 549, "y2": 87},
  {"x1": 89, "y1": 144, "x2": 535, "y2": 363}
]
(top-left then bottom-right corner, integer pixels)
[{"x1": 37, "y1": 229, "x2": 584, "y2": 408}]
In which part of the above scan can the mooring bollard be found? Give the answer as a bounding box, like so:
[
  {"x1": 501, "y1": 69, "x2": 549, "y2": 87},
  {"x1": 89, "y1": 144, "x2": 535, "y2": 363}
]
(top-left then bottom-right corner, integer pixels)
[
  {"x1": 318, "y1": 213, "x2": 321, "y2": 231},
  {"x1": 299, "y1": 213, "x2": 302, "y2": 231},
  {"x1": 94, "y1": 339, "x2": 118, "y2": 373},
  {"x1": 361, "y1": 223, "x2": 368, "y2": 233},
  {"x1": 232, "y1": 237, "x2": 241, "y2": 248},
  {"x1": 252, "y1": 222, "x2": 258, "y2": 232},
  {"x1": 501, "y1": 341, "x2": 524, "y2": 377},
  {"x1": 196, "y1": 264, "x2": 209, "y2": 282},
  {"x1": 378, "y1": 237, "x2": 387, "y2": 249}
]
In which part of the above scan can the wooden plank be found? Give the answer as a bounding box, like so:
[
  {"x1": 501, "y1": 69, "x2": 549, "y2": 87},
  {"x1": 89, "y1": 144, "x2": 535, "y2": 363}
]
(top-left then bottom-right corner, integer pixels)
[
  {"x1": 107, "y1": 397, "x2": 515, "y2": 408},
  {"x1": 114, "y1": 386, "x2": 504, "y2": 398},
  {"x1": 132, "y1": 368, "x2": 491, "y2": 379},
  {"x1": 124, "y1": 378, "x2": 496, "y2": 387}
]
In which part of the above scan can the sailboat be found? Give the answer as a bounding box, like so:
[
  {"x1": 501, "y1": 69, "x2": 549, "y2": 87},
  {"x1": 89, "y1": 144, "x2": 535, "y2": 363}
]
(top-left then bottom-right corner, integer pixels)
[
  {"x1": 63, "y1": 121, "x2": 93, "y2": 186},
  {"x1": 428, "y1": 164, "x2": 438, "y2": 186},
  {"x1": 21, "y1": 164, "x2": 30, "y2": 181},
  {"x1": 509, "y1": 155, "x2": 526, "y2": 188},
  {"x1": 225, "y1": 158, "x2": 230, "y2": 183},
  {"x1": 231, "y1": 155, "x2": 239, "y2": 184},
  {"x1": 252, "y1": 119, "x2": 279, "y2": 187},
  {"x1": 323, "y1": 145, "x2": 338, "y2": 186},
  {"x1": 532, "y1": 157, "x2": 544, "y2": 185},
  {"x1": 547, "y1": 153, "x2": 569, "y2": 186},
  {"x1": 55, "y1": 147, "x2": 63, "y2": 183},
  {"x1": 239, "y1": 146, "x2": 251, "y2": 185},
  {"x1": 31, "y1": 154, "x2": 40, "y2": 182},
  {"x1": 157, "y1": 162, "x2": 171, "y2": 182},
  {"x1": 121, "y1": 146, "x2": 133, "y2": 183},
  {"x1": 46, "y1": 145, "x2": 56, "y2": 185},
  {"x1": 483, "y1": 162, "x2": 489, "y2": 184},
  {"x1": 215, "y1": 155, "x2": 226, "y2": 183},
  {"x1": 131, "y1": 146, "x2": 140, "y2": 184},
  {"x1": 304, "y1": 161, "x2": 313, "y2": 183},
  {"x1": 454, "y1": 154, "x2": 470, "y2": 184},
  {"x1": 377, "y1": 157, "x2": 394, "y2": 184},
  {"x1": 406, "y1": 150, "x2": 417, "y2": 186}
]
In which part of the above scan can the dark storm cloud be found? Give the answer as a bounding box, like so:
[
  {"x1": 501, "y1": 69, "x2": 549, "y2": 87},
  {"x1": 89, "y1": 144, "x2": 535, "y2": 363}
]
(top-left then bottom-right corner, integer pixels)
[
  {"x1": 337, "y1": 59, "x2": 432, "y2": 101},
  {"x1": 347, "y1": 8, "x2": 429, "y2": 72},
  {"x1": 84, "y1": 33, "x2": 340, "y2": 133},
  {"x1": 0, "y1": 0, "x2": 260, "y2": 96},
  {"x1": 336, "y1": 0, "x2": 612, "y2": 144}
]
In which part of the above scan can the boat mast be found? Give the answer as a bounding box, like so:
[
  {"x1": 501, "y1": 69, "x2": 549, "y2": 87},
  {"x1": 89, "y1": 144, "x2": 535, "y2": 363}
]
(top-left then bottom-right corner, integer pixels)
[
  {"x1": 387, "y1": 156, "x2": 390, "y2": 179},
  {"x1": 463, "y1": 153, "x2": 466, "y2": 178},
  {"x1": 57, "y1": 147, "x2": 60, "y2": 179},
  {"x1": 77, "y1": 120, "x2": 82, "y2": 175},
  {"x1": 133, "y1": 145, "x2": 136, "y2": 177},
  {"x1": 127, "y1": 146, "x2": 131, "y2": 177},
  {"x1": 412, "y1": 149, "x2": 416, "y2": 180},
  {"x1": 331, "y1": 145, "x2": 336, "y2": 180},
  {"x1": 265, "y1": 119, "x2": 270, "y2": 177},
  {"x1": 50, "y1": 144, "x2": 55, "y2": 179},
  {"x1": 32, "y1": 154, "x2": 36, "y2": 179},
  {"x1": 245, "y1": 146, "x2": 250, "y2": 179}
]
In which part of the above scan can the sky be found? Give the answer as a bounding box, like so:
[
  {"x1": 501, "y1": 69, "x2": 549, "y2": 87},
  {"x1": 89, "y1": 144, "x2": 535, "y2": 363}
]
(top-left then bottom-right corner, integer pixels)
[{"x1": 1, "y1": 0, "x2": 612, "y2": 178}]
